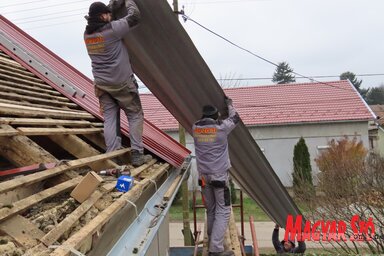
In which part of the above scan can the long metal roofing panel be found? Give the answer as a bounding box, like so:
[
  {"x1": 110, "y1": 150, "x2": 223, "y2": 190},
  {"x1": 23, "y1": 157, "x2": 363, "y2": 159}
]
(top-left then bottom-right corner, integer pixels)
[
  {"x1": 117, "y1": 0, "x2": 300, "y2": 225},
  {"x1": 0, "y1": 15, "x2": 190, "y2": 168}
]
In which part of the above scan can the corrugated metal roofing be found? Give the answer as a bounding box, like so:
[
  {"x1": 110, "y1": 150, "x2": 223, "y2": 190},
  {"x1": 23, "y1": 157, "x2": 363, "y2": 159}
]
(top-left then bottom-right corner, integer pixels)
[
  {"x1": 141, "y1": 80, "x2": 374, "y2": 131},
  {"x1": 0, "y1": 15, "x2": 190, "y2": 168},
  {"x1": 117, "y1": 0, "x2": 301, "y2": 226}
]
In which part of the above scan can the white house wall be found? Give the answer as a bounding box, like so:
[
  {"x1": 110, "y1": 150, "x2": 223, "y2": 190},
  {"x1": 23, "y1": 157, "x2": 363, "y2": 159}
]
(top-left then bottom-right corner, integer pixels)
[{"x1": 165, "y1": 121, "x2": 369, "y2": 187}]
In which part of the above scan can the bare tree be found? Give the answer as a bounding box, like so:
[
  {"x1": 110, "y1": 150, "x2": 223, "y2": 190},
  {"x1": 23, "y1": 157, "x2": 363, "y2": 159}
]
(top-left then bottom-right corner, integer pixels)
[
  {"x1": 295, "y1": 138, "x2": 384, "y2": 254},
  {"x1": 217, "y1": 72, "x2": 244, "y2": 88}
]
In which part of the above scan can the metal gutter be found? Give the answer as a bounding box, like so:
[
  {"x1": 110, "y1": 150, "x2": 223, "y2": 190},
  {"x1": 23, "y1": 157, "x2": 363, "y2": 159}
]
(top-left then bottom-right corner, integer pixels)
[
  {"x1": 115, "y1": 0, "x2": 301, "y2": 226},
  {"x1": 107, "y1": 157, "x2": 192, "y2": 256}
]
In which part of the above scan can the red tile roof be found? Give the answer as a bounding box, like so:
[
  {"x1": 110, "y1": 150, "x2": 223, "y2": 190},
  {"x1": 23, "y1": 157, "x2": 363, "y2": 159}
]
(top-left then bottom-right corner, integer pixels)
[
  {"x1": 142, "y1": 80, "x2": 375, "y2": 131},
  {"x1": 369, "y1": 105, "x2": 384, "y2": 126}
]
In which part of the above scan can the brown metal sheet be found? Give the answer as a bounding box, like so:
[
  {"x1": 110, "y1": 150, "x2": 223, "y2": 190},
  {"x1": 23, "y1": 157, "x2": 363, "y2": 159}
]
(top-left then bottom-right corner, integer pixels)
[{"x1": 117, "y1": 0, "x2": 301, "y2": 226}]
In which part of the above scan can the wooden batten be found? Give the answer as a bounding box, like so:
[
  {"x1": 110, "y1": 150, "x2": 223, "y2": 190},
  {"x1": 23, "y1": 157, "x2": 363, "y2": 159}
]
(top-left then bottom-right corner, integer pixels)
[
  {"x1": 0, "y1": 148, "x2": 130, "y2": 194},
  {"x1": 0, "y1": 102, "x2": 95, "y2": 120},
  {"x1": 82, "y1": 133, "x2": 108, "y2": 151},
  {"x1": 50, "y1": 163, "x2": 170, "y2": 256},
  {"x1": 0, "y1": 215, "x2": 46, "y2": 248},
  {"x1": 0, "y1": 176, "x2": 83, "y2": 223},
  {"x1": 17, "y1": 127, "x2": 103, "y2": 136},
  {"x1": 0, "y1": 46, "x2": 173, "y2": 256},
  {"x1": 0, "y1": 98, "x2": 81, "y2": 112},
  {"x1": 0, "y1": 62, "x2": 31, "y2": 75},
  {"x1": 48, "y1": 134, "x2": 118, "y2": 171},
  {"x1": 0, "y1": 125, "x2": 57, "y2": 166},
  {"x1": 0, "y1": 65, "x2": 41, "y2": 82},
  {"x1": 130, "y1": 159, "x2": 157, "y2": 177},
  {"x1": 0, "y1": 79, "x2": 62, "y2": 96},
  {"x1": 0, "y1": 72, "x2": 52, "y2": 90},
  {"x1": 163, "y1": 174, "x2": 182, "y2": 201},
  {"x1": 0, "y1": 118, "x2": 101, "y2": 127},
  {"x1": 0, "y1": 54, "x2": 25, "y2": 69},
  {"x1": 0, "y1": 84, "x2": 71, "y2": 102},
  {"x1": 0, "y1": 91, "x2": 78, "y2": 108},
  {"x1": 39, "y1": 182, "x2": 115, "y2": 247},
  {"x1": 228, "y1": 211, "x2": 242, "y2": 256}
]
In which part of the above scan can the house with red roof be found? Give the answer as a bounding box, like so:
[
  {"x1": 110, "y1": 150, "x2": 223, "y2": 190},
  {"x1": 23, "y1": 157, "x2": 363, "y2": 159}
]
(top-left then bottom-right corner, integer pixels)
[
  {"x1": 141, "y1": 80, "x2": 375, "y2": 186},
  {"x1": 369, "y1": 105, "x2": 384, "y2": 156}
]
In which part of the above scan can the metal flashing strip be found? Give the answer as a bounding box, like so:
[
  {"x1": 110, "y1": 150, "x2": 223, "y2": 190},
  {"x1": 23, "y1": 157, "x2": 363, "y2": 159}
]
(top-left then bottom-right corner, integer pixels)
[
  {"x1": 107, "y1": 159, "x2": 191, "y2": 256},
  {"x1": 0, "y1": 31, "x2": 85, "y2": 98}
]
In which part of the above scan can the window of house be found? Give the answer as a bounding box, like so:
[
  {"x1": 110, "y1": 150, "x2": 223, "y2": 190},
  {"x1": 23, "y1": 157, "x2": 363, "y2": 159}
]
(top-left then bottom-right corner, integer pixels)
[{"x1": 317, "y1": 145, "x2": 330, "y2": 155}]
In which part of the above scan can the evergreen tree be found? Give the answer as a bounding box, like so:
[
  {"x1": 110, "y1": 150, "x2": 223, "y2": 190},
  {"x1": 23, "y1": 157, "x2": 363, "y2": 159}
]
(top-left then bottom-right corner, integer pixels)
[
  {"x1": 366, "y1": 85, "x2": 384, "y2": 104},
  {"x1": 340, "y1": 71, "x2": 368, "y2": 98},
  {"x1": 292, "y1": 137, "x2": 314, "y2": 199},
  {"x1": 272, "y1": 62, "x2": 296, "y2": 84},
  {"x1": 229, "y1": 178, "x2": 237, "y2": 204}
]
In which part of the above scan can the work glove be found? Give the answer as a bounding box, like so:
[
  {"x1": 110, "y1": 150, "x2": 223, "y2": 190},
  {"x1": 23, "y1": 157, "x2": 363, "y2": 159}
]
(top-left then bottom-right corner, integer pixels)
[
  {"x1": 109, "y1": 0, "x2": 125, "y2": 19},
  {"x1": 224, "y1": 95, "x2": 233, "y2": 106}
]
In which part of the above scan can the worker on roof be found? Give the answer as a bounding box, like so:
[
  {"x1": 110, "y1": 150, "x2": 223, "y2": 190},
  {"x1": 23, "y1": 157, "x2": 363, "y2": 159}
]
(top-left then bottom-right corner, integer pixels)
[
  {"x1": 273, "y1": 224, "x2": 306, "y2": 254},
  {"x1": 192, "y1": 96, "x2": 240, "y2": 256},
  {"x1": 84, "y1": 0, "x2": 147, "y2": 167}
]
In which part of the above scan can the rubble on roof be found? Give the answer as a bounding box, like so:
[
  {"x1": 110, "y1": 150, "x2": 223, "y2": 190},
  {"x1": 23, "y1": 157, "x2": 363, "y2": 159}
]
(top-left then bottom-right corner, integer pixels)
[{"x1": 0, "y1": 49, "x2": 172, "y2": 255}]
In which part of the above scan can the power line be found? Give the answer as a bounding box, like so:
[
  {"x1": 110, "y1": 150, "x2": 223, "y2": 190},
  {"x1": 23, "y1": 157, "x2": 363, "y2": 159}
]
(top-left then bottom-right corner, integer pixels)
[
  {"x1": 12, "y1": 8, "x2": 82, "y2": 22},
  {"x1": 217, "y1": 73, "x2": 384, "y2": 81},
  {"x1": 2, "y1": 0, "x2": 90, "y2": 15},
  {"x1": 17, "y1": 12, "x2": 85, "y2": 25},
  {"x1": 178, "y1": 11, "x2": 355, "y2": 93},
  {"x1": 181, "y1": 0, "x2": 266, "y2": 4},
  {"x1": 24, "y1": 19, "x2": 83, "y2": 30},
  {"x1": 0, "y1": 0, "x2": 50, "y2": 9}
]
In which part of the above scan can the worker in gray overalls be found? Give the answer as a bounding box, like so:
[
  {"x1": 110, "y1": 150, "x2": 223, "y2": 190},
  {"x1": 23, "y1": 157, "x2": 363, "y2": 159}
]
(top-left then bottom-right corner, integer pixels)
[
  {"x1": 84, "y1": 0, "x2": 147, "y2": 167},
  {"x1": 193, "y1": 96, "x2": 240, "y2": 256}
]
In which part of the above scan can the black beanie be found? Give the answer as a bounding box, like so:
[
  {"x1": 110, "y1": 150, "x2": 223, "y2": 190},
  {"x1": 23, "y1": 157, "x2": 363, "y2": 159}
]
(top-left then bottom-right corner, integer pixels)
[
  {"x1": 202, "y1": 105, "x2": 219, "y2": 119},
  {"x1": 88, "y1": 2, "x2": 111, "y2": 17}
]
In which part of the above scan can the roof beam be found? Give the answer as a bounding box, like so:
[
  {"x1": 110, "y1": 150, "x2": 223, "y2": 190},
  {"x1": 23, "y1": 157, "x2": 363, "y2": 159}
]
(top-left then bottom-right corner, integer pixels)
[
  {"x1": 0, "y1": 102, "x2": 95, "y2": 120},
  {"x1": 17, "y1": 127, "x2": 103, "y2": 136},
  {"x1": 0, "y1": 118, "x2": 102, "y2": 127},
  {"x1": 0, "y1": 148, "x2": 130, "y2": 194},
  {"x1": 50, "y1": 163, "x2": 170, "y2": 256}
]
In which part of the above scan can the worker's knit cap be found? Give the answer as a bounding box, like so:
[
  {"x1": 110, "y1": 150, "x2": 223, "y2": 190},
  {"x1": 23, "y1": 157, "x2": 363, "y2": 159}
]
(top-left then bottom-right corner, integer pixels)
[
  {"x1": 88, "y1": 2, "x2": 111, "y2": 17},
  {"x1": 202, "y1": 105, "x2": 218, "y2": 119}
]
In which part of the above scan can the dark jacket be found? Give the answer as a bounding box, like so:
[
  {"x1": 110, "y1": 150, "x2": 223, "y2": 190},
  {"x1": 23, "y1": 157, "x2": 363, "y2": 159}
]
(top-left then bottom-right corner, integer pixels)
[{"x1": 272, "y1": 228, "x2": 306, "y2": 254}]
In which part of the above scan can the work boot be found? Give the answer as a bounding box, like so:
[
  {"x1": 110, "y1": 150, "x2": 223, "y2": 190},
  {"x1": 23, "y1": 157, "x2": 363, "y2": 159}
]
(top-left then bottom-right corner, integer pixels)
[
  {"x1": 208, "y1": 251, "x2": 235, "y2": 256},
  {"x1": 131, "y1": 150, "x2": 152, "y2": 167}
]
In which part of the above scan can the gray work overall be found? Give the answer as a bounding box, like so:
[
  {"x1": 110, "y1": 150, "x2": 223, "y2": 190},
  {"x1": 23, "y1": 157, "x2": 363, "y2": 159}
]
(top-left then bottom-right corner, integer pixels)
[
  {"x1": 84, "y1": 0, "x2": 144, "y2": 153},
  {"x1": 193, "y1": 104, "x2": 239, "y2": 253}
]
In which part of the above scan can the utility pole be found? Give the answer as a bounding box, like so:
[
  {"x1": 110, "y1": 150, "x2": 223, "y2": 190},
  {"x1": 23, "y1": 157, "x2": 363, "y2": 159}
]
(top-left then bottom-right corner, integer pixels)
[{"x1": 173, "y1": 0, "x2": 193, "y2": 246}]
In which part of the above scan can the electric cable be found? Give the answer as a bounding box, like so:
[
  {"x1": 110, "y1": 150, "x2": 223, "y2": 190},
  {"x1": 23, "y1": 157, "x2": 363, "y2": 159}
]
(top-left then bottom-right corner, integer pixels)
[
  {"x1": 2, "y1": 0, "x2": 90, "y2": 15},
  {"x1": 0, "y1": 0, "x2": 50, "y2": 9},
  {"x1": 217, "y1": 73, "x2": 384, "y2": 81},
  {"x1": 177, "y1": 11, "x2": 356, "y2": 92},
  {"x1": 17, "y1": 12, "x2": 85, "y2": 25},
  {"x1": 182, "y1": 0, "x2": 267, "y2": 4},
  {"x1": 12, "y1": 8, "x2": 83, "y2": 22},
  {"x1": 24, "y1": 19, "x2": 83, "y2": 30}
]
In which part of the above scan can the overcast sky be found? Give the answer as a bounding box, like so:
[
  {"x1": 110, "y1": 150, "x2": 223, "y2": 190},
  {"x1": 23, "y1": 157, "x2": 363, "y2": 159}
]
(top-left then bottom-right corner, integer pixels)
[{"x1": 2, "y1": 0, "x2": 384, "y2": 90}]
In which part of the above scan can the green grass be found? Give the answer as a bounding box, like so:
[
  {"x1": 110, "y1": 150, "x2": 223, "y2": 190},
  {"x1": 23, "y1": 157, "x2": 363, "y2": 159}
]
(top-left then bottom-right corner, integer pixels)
[{"x1": 169, "y1": 191, "x2": 271, "y2": 222}]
